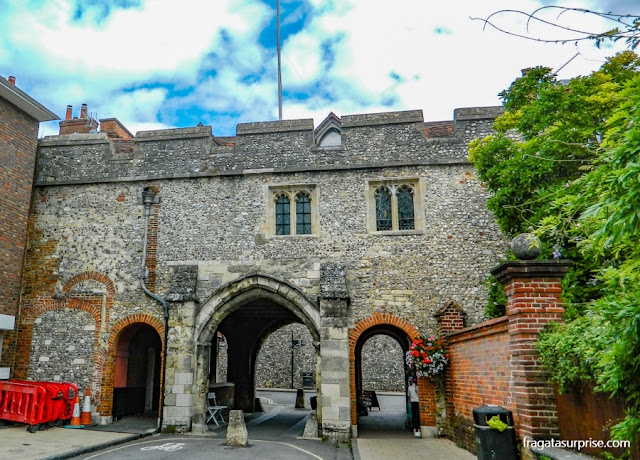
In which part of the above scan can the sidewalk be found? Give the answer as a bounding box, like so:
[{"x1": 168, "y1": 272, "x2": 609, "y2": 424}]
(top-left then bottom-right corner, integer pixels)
[
  {"x1": 352, "y1": 397, "x2": 474, "y2": 460},
  {"x1": 0, "y1": 416, "x2": 156, "y2": 460}
]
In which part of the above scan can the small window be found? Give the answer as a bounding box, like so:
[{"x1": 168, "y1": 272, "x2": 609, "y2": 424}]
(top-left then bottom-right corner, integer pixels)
[
  {"x1": 367, "y1": 179, "x2": 423, "y2": 234},
  {"x1": 275, "y1": 194, "x2": 291, "y2": 235},
  {"x1": 267, "y1": 185, "x2": 318, "y2": 237},
  {"x1": 397, "y1": 186, "x2": 415, "y2": 230},
  {"x1": 375, "y1": 187, "x2": 393, "y2": 231},
  {"x1": 295, "y1": 192, "x2": 312, "y2": 235}
]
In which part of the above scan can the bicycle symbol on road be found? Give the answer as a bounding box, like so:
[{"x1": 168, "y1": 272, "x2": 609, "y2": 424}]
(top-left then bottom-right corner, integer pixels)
[{"x1": 141, "y1": 442, "x2": 185, "y2": 452}]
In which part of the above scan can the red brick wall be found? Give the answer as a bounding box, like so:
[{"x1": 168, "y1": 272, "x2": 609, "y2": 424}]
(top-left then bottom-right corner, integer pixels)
[
  {"x1": 0, "y1": 96, "x2": 39, "y2": 371},
  {"x1": 445, "y1": 316, "x2": 511, "y2": 452}
]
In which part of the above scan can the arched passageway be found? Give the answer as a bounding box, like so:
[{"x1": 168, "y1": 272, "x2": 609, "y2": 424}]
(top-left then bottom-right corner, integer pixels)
[
  {"x1": 193, "y1": 275, "x2": 321, "y2": 424},
  {"x1": 354, "y1": 324, "x2": 411, "y2": 427},
  {"x1": 349, "y1": 314, "x2": 438, "y2": 438},
  {"x1": 113, "y1": 323, "x2": 162, "y2": 419}
]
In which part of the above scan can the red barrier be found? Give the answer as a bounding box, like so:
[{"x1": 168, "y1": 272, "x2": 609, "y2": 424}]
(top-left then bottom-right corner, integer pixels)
[{"x1": 0, "y1": 381, "x2": 78, "y2": 426}]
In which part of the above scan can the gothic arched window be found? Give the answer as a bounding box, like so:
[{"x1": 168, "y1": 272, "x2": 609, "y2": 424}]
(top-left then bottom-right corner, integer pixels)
[
  {"x1": 295, "y1": 192, "x2": 312, "y2": 235},
  {"x1": 397, "y1": 185, "x2": 415, "y2": 230},
  {"x1": 375, "y1": 186, "x2": 393, "y2": 231},
  {"x1": 275, "y1": 194, "x2": 290, "y2": 235}
]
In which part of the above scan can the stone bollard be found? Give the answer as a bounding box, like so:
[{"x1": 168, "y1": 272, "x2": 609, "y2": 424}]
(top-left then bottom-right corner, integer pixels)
[
  {"x1": 295, "y1": 388, "x2": 305, "y2": 409},
  {"x1": 302, "y1": 410, "x2": 319, "y2": 439},
  {"x1": 226, "y1": 410, "x2": 248, "y2": 447}
]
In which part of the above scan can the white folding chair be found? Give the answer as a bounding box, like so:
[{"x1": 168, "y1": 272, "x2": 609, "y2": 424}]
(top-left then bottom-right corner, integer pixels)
[{"x1": 206, "y1": 392, "x2": 227, "y2": 426}]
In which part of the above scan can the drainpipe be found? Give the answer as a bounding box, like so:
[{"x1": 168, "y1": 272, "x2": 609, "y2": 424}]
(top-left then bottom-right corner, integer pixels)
[{"x1": 140, "y1": 188, "x2": 169, "y2": 432}]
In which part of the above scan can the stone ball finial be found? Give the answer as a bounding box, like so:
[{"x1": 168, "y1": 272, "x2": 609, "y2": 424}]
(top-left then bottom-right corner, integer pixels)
[{"x1": 511, "y1": 233, "x2": 541, "y2": 260}]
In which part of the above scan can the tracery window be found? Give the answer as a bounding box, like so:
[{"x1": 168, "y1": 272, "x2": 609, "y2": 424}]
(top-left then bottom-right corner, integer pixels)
[
  {"x1": 396, "y1": 185, "x2": 415, "y2": 230},
  {"x1": 295, "y1": 192, "x2": 312, "y2": 235},
  {"x1": 368, "y1": 179, "x2": 422, "y2": 234},
  {"x1": 275, "y1": 194, "x2": 291, "y2": 235},
  {"x1": 375, "y1": 187, "x2": 393, "y2": 231},
  {"x1": 268, "y1": 185, "x2": 317, "y2": 237}
]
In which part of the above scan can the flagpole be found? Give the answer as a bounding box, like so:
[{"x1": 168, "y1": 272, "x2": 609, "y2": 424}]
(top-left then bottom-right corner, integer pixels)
[{"x1": 277, "y1": 0, "x2": 283, "y2": 120}]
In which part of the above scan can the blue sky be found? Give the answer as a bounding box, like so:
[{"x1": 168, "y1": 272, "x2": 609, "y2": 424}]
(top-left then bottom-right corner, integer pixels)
[{"x1": 1, "y1": 0, "x2": 638, "y2": 137}]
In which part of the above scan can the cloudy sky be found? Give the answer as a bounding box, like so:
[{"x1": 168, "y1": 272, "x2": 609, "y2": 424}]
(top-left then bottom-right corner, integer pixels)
[{"x1": 1, "y1": 0, "x2": 638, "y2": 137}]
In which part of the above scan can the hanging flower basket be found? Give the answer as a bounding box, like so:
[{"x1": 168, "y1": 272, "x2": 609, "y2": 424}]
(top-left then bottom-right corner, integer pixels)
[{"x1": 405, "y1": 336, "x2": 449, "y2": 377}]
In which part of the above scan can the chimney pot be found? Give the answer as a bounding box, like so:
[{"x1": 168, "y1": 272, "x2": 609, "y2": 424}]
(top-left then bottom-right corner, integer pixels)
[
  {"x1": 65, "y1": 105, "x2": 73, "y2": 121},
  {"x1": 521, "y1": 67, "x2": 532, "y2": 77},
  {"x1": 80, "y1": 103, "x2": 88, "y2": 119},
  {"x1": 8, "y1": 76, "x2": 16, "y2": 85}
]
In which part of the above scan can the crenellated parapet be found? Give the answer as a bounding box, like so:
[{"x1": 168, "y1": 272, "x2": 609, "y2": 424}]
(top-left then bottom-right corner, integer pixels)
[{"x1": 36, "y1": 107, "x2": 502, "y2": 186}]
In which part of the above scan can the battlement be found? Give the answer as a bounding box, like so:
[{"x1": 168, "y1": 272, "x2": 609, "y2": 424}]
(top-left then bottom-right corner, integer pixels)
[{"x1": 36, "y1": 106, "x2": 501, "y2": 185}]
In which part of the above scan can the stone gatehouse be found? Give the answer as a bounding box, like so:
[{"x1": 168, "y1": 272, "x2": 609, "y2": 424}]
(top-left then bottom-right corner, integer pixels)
[{"x1": 15, "y1": 105, "x2": 507, "y2": 440}]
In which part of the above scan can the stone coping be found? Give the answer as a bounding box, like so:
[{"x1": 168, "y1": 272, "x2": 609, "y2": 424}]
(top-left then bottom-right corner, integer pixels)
[{"x1": 446, "y1": 316, "x2": 508, "y2": 344}]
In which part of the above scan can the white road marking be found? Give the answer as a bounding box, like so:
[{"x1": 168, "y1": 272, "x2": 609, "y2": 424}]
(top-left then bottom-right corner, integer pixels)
[
  {"x1": 141, "y1": 442, "x2": 185, "y2": 451},
  {"x1": 253, "y1": 439, "x2": 324, "y2": 460},
  {"x1": 82, "y1": 437, "x2": 188, "y2": 459}
]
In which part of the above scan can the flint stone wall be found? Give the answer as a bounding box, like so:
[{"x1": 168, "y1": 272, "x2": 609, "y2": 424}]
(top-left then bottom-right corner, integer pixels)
[
  {"x1": 28, "y1": 308, "x2": 94, "y2": 390},
  {"x1": 22, "y1": 107, "x2": 507, "y2": 416}
]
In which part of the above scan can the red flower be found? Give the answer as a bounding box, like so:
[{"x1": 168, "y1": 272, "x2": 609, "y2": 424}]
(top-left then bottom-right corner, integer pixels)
[
  {"x1": 429, "y1": 337, "x2": 434, "y2": 341},
  {"x1": 446, "y1": 355, "x2": 450, "y2": 359},
  {"x1": 437, "y1": 341, "x2": 441, "y2": 344}
]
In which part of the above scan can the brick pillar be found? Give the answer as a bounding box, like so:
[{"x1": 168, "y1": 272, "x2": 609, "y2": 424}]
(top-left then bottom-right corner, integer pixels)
[
  {"x1": 492, "y1": 260, "x2": 572, "y2": 452},
  {"x1": 435, "y1": 302, "x2": 465, "y2": 439},
  {"x1": 417, "y1": 376, "x2": 437, "y2": 437}
]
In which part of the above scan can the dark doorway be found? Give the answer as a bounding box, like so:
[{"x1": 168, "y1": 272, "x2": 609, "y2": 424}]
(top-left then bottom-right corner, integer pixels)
[
  {"x1": 113, "y1": 323, "x2": 162, "y2": 419},
  {"x1": 354, "y1": 324, "x2": 411, "y2": 433},
  {"x1": 208, "y1": 298, "x2": 317, "y2": 413}
]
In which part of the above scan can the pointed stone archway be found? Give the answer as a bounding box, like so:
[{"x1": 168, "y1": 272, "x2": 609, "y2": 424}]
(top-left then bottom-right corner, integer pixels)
[{"x1": 190, "y1": 274, "x2": 321, "y2": 433}]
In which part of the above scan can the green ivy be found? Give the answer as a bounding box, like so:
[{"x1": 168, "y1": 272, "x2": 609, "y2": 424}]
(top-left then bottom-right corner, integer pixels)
[{"x1": 484, "y1": 275, "x2": 506, "y2": 319}]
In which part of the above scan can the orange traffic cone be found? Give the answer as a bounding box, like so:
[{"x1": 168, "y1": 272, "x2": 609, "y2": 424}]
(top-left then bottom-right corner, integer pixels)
[
  {"x1": 64, "y1": 394, "x2": 84, "y2": 429},
  {"x1": 80, "y1": 388, "x2": 92, "y2": 425}
]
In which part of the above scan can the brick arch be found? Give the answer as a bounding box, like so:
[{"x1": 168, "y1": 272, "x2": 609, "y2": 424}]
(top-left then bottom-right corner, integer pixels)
[
  {"x1": 21, "y1": 297, "x2": 102, "y2": 323},
  {"x1": 349, "y1": 313, "x2": 436, "y2": 434},
  {"x1": 63, "y1": 271, "x2": 116, "y2": 298},
  {"x1": 97, "y1": 314, "x2": 165, "y2": 416},
  {"x1": 350, "y1": 313, "x2": 420, "y2": 343},
  {"x1": 14, "y1": 296, "x2": 104, "y2": 380}
]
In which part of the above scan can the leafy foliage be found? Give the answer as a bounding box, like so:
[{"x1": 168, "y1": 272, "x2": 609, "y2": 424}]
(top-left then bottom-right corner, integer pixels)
[
  {"x1": 484, "y1": 275, "x2": 506, "y2": 319},
  {"x1": 471, "y1": 52, "x2": 640, "y2": 444}
]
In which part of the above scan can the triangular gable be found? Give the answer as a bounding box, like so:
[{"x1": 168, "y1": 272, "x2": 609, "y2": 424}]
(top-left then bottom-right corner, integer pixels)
[{"x1": 314, "y1": 112, "x2": 342, "y2": 147}]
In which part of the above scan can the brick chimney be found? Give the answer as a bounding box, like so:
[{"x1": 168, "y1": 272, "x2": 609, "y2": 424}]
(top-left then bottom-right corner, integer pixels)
[
  {"x1": 8, "y1": 76, "x2": 15, "y2": 85},
  {"x1": 59, "y1": 103, "x2": 98, "y2": 135},
  {"x1": 99, "y1": 118, "x2": 133, "y2": 140}
]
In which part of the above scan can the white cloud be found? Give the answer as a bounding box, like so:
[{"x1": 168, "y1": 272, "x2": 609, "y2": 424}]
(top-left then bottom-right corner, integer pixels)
[
  {"x1": 3, "y1": 0, "x2": 639, "y2": 137},
  {"x1": 276, "y1": 0, "x2": 636, "y2": 122}
]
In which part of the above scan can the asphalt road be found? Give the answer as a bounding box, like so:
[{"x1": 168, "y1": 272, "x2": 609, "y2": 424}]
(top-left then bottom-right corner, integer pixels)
[
  {"x1": 73, "y1": 391, "x2": 352, "y2": 460},
  {"x1": 73, "y1": 435, "x2": 349, "y2": 460}
]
